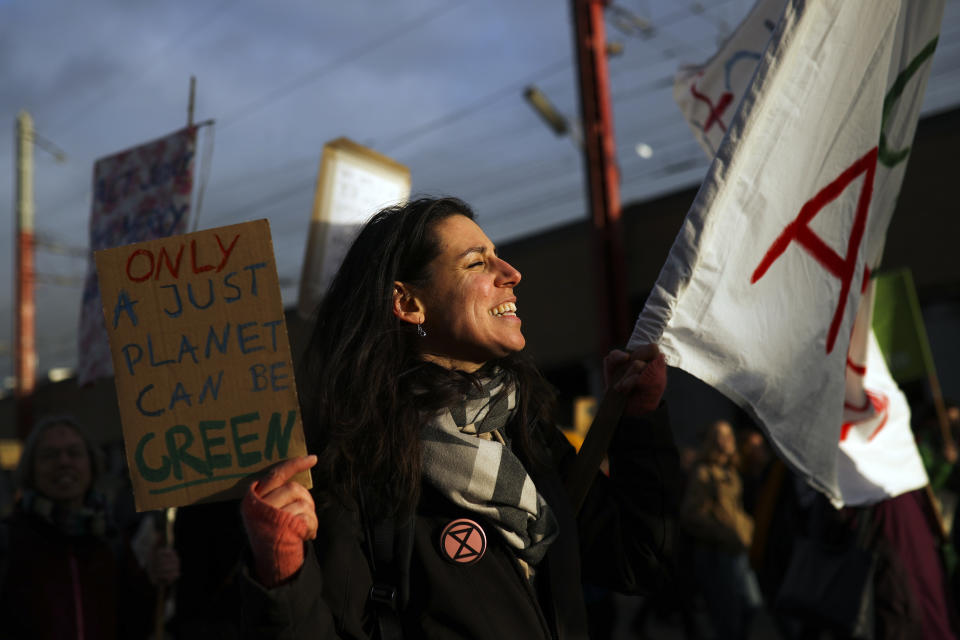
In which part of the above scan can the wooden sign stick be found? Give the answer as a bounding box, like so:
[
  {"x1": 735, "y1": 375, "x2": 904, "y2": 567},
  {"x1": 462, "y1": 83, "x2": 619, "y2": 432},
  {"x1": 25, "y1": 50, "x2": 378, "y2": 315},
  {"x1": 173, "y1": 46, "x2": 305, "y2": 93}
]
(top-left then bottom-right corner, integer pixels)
[{"x1": 152, "y1": 508, "x2": 175, "y2": 640}]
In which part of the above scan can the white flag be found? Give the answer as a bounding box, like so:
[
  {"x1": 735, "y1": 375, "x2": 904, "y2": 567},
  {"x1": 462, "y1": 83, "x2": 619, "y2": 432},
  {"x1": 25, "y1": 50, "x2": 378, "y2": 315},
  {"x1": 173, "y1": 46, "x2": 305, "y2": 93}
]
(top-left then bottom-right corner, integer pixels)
[
  {"x1": 665, "y1": 0, "x2": 941, "y2": 504},
  {"x1": 674, "y1": 0, "x2": 786, "y2": 157},
  {"x1": 838, "y1": 282, "x2": 928, "y2": 505},
  {"x1": 628, "y1": 0, "x2": 945, "y2": 504}
]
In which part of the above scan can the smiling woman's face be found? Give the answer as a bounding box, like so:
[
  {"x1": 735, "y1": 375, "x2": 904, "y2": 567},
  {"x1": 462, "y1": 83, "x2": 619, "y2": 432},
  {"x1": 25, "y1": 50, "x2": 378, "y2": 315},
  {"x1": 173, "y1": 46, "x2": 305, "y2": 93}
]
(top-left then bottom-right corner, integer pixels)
[
  {"x1": 33, "y1": 423, "x2": 92, "y2": 510},
  {"x1": 414, "y1": 214, "x2": 526, "y2": 372}
]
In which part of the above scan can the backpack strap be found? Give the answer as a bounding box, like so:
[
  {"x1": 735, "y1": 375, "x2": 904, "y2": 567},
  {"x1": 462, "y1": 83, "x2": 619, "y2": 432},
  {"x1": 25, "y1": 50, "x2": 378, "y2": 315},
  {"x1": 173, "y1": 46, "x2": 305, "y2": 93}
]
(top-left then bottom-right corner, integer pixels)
[{"x1": 358, "y1": 486, "x2": 403, "y2": 640}]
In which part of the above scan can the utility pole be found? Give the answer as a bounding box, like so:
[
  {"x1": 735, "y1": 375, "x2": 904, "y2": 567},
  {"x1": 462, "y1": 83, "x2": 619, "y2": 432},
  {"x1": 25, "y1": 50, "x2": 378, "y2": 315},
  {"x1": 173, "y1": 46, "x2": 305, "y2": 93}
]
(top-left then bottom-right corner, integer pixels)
[
  {"x1": 572, "y1": 0, "x2": 629, "y2": 354},
  {"x1": 14, "y1": 110, "x2": 36, "y2": 440},
  {"x1": 188, "y1": 75, "x2": 196, "y2": 127}
]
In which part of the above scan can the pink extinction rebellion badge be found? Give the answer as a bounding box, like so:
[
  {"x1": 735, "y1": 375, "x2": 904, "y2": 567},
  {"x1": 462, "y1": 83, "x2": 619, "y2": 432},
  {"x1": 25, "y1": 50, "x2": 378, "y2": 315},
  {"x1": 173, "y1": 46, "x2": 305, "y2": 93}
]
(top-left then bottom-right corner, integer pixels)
[{"x1": 440, "y1": 518, "x2": 487, "y2": 565}]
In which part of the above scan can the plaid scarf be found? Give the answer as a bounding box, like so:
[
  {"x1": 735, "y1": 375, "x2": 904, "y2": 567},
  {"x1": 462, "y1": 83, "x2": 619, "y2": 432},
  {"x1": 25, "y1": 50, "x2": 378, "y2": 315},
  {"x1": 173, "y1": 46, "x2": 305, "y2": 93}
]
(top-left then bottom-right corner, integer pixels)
[
  {"x1": 420, "y1": 368, "x2": 559, "y2": 565},
  {"x1": 20, "y1": 489, "x2": 108, "y2": 538}
]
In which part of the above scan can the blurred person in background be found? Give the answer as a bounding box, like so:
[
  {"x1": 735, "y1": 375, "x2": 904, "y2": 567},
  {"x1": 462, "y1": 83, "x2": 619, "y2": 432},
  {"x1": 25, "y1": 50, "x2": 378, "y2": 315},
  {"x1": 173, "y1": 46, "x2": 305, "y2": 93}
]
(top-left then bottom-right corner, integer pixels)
[
  {"x1": 681, "y1": 420, "x2": 762, "y2": 640},
  {"x1": 0, "y1": 415, "x2": 179, "y2": 640}
]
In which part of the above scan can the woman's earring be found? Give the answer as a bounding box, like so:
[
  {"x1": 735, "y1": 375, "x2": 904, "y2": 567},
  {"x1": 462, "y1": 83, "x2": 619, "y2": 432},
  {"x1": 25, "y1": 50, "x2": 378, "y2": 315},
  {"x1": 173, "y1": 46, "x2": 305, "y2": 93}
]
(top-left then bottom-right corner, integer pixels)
[{"x1": 417, "y1": 323, "x2": 427, "y2": 338}]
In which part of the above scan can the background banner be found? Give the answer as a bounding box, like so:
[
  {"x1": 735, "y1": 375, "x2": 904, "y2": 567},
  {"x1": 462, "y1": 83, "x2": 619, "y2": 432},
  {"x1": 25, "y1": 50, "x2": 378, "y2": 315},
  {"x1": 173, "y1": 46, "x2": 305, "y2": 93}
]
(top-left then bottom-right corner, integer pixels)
[
  {"x1": 78, "y1": 127, "x2": 197, "y2": 385},
  {"x1": 297, "y1": 138, "x2": 409, "y2": 319},
  {"x1": 872, "y1": 268, "x2": 939, "y2": 385}
]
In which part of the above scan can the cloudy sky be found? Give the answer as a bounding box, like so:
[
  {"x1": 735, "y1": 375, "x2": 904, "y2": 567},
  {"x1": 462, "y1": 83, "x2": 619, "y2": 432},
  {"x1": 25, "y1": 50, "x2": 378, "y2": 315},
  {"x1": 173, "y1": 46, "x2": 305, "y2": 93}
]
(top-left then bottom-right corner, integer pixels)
[{"x1": 1, "y1": 0, "x2": 958, "y2": 384}]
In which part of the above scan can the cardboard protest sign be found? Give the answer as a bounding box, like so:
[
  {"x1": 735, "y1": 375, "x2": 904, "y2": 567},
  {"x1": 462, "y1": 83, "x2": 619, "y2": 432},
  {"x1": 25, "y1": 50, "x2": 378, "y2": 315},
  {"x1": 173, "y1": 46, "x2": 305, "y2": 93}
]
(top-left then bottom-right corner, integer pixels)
[
  {"x1": 297, "y1": 137, "x2": 410, "y2": 318},
  {"x1": 79, "y1": 126, "x2": 197, "y2": 386},
  {"x1": 95, "y1": 219, "x2": 310, "y2": 511}
]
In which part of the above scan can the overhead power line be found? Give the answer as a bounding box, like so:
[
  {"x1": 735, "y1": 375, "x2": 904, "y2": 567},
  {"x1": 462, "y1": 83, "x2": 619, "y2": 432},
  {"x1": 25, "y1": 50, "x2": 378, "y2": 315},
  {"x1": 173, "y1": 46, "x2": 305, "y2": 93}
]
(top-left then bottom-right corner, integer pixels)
[
  {"x1": 41, "y1": 0, "x2": 739, "y2": 250},
  {"x1": 40, "y1": 2, "x2": 473, "y2": 227},
  {"x1": 33, "y1": 235, "x2": 89, "y2": 259},
  {"x1": 34, "y1": 273, "x2": 85, "y2": 287},
  {"x1": 220, "y1": 0, "x2": 467, "y2": 129},
  {"x1": 29, "y1": 131, "x2": 68, "y2": 163},
  {"x1": 197, "y1": 57, "x2": 573, "y2": 213},
  {"x1": 205, "y1": 174, "x2": 315, "y2": 225},
  {"x1": 605, "y1": 1, "x2": 737, "y2": 60},
  {"x1": 611, "y1": 73, "x2": 676, "y2": 101},
  {"x1": 49, "y1": 0, "x2": 235, "y2": 136},
  {"x1": 41, "y1": 0, "x2": 722, "y2": 228},
  {"x1": 374, "y1": 5, "x2": 720, "y2": 159},
  {"x1": 379, "y1": 57, "x2": 571, "y2": 155}
]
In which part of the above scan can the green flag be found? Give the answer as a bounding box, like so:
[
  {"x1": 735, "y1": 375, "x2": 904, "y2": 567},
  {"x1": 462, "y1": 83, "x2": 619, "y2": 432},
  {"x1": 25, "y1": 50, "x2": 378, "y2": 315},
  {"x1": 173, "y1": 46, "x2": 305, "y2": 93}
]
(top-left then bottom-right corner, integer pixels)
[{"x1": 872, "y1": 268, "x2": 936, "y2": 384}]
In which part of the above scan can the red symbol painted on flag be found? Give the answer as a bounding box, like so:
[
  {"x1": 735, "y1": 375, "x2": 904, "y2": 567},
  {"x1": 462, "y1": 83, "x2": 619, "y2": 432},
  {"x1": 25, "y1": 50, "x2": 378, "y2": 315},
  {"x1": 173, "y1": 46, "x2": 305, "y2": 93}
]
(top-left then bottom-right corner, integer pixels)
[
  {"x1": 751, "y1": 147, "x2": 879, "y2": 354},
  {"x1": 840, "y1": 389, "x2": 889, "y2": 442},
  {"x1": 846, "y1": 355, "x2": 867, "y2": 377},
  {"x1": 439, "y1": 518, "x2": 487, "y2": 565},
  {"x1": 690, "y1": 79, "x2": 733, "y2": 133}
]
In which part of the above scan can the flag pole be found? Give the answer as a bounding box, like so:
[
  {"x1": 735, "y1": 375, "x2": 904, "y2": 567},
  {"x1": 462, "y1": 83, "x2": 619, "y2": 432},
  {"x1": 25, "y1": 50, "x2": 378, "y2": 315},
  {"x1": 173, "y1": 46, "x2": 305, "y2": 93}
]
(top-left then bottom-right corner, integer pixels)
[
  {"x1": 566, "y1": 389, "x2": 625, "y2": 513},
  {"x1": 902, "y1": 270, "x2": 957, "y2": 469},
  {"x1": 913, "y1": 300, "x2": 952, "y2": 538},
  {"x1": 927, "y1": 370, "x2": 955, "y2": 463}
]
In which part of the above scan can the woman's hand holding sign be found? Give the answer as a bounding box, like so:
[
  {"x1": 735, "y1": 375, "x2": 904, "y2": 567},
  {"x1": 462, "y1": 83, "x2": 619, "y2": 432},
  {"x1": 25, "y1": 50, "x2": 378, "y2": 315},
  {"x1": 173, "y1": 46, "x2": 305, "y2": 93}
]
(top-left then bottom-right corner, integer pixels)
[{"x1": 241, "y1": 455, "x2": 318, "y2": 587}]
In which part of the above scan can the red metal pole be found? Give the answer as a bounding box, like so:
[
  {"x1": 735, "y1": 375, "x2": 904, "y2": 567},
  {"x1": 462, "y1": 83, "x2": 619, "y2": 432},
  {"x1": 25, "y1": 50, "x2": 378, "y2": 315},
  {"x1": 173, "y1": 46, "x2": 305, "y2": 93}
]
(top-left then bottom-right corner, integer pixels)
[
  {"x1": 15, "y1": 111, "x2": 36, "y2": 440},
  {"x1": 572, "y1": 0, "x2": 629, "y2": 353}
]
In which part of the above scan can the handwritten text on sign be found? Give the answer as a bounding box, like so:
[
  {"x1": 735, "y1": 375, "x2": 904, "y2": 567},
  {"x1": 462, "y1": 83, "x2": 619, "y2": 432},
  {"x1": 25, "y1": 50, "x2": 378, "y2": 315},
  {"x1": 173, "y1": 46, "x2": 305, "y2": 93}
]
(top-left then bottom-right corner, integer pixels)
[{"x1": 96, "y1": 219, "x2": 310, "y2": 511}]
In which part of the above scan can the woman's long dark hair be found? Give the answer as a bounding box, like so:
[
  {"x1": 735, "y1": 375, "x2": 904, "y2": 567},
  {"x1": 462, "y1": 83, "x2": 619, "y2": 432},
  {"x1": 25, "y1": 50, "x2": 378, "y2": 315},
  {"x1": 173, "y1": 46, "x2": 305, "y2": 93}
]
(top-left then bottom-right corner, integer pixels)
[{"x1": 299, "y1": 197, "x2": 555, "y2": 518}]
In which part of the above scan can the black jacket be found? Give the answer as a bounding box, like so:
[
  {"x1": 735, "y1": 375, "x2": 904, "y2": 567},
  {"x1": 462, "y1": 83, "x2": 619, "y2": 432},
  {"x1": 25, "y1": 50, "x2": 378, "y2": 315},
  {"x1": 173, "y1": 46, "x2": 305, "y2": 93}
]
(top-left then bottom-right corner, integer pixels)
[
  {"x1": 241, "y1": 404, "x2": 680, "y2": 639},
  {"x1": 0, "y1": 508, "x2": 155, "y2": 640}
]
